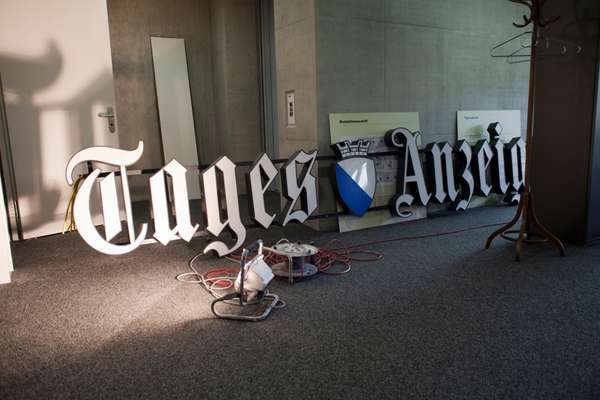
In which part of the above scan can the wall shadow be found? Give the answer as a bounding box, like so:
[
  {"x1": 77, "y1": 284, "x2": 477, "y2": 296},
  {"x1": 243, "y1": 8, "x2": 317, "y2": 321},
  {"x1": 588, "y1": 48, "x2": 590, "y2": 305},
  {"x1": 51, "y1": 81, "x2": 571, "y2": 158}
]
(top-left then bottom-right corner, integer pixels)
[
  {"x1": 0, "y1": 42, "x2": 62, "y2": 235},
  {"x1": 0, "y1": 41, "x2": 119, "y2": 236}
]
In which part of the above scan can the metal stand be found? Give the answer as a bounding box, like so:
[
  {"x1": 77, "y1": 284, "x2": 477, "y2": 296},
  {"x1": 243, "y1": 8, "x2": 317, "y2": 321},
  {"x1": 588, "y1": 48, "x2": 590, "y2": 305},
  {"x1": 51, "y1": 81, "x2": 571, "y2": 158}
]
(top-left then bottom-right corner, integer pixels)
[
  {"x1": 211, "y1": 292, "x2": 281, "y2": 322},
  {"x1": 486, "y1": 0, "x2": 566, "y2": 261},
  {"x1": 211, "y1": 240, "x2": 282, "y2": 322}
]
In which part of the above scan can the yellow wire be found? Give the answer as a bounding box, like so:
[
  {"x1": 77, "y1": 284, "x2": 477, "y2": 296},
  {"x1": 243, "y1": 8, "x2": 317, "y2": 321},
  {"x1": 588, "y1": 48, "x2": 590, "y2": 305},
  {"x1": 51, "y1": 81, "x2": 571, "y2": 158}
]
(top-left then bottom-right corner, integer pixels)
[{"x1": 63, "y1": 175, "x2": 84, "y2": 233}]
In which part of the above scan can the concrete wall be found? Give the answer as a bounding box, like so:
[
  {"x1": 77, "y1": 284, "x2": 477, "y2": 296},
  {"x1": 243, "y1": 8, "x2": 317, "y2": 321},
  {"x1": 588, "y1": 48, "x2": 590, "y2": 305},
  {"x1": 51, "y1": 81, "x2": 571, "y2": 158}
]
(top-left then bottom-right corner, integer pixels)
[
  {"x1": 210, "y1": 0, "x2": 262, "y2": 162},
  {"x1": 315, "y1": 0, "x2": 530, "y2": 152},
  {"x1": 273, "y1": 0, "x2": 531, "y2": 228},
  {"x1": 107, "y1": 0, "x2": 263, "y2": 198},
  {"x1": 274, "y1": 0, "x2": 318, "y2": 158},
  {"x1": 107, "y1": 0, "x2": 217, "y2": 170}
]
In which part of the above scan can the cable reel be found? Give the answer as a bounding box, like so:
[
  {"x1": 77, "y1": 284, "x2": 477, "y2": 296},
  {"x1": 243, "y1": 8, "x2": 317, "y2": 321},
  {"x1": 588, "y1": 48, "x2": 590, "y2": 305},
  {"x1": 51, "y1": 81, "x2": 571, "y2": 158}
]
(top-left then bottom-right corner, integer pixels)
[{"x1": 269, "y1": 239, "x2": 320, "y2": 283}]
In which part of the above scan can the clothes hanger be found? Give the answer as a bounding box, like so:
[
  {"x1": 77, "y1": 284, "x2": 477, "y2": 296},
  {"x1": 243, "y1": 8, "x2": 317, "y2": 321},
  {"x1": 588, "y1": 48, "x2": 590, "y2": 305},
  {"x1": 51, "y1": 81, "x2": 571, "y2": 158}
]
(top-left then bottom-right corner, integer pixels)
[
  {"x1": 490, "y1": 31, "x2": 534, "y2": 59},
  {"x1": 505, "y1": 35, "x2": 583, "y2": 64}
]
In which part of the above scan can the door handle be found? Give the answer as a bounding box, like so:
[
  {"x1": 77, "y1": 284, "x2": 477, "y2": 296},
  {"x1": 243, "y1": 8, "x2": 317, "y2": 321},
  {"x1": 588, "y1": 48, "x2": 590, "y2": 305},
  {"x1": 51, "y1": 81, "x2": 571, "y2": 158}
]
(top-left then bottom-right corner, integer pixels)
[{"x1": 97, "y1": 107, "x2": 116, "y2": 133}]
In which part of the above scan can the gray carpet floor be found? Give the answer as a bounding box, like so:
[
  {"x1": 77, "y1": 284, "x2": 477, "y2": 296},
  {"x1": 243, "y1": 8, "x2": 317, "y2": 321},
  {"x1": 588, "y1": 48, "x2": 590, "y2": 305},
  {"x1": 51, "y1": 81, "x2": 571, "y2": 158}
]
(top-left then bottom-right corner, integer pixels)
[{"x1": 1, "y1": 205, "x2": 600, "y2": 399}]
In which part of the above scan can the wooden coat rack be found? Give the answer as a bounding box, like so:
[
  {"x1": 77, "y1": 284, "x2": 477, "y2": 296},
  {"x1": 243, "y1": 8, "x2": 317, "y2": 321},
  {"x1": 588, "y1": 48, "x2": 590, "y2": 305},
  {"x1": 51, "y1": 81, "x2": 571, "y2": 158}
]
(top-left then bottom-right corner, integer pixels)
[{"x1": 485, "y1": 0, "x2": 566, "y2": 260}]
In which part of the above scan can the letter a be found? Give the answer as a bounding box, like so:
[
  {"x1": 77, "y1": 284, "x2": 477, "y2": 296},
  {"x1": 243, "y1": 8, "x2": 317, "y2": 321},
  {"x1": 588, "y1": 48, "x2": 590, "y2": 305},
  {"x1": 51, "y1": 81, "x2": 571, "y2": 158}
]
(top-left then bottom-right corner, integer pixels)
[
  {"x1": 385, "y1": 127, "x2": 430, "y2": 217},
  {"x1": 149, "y1": 160, "x2": 199, "y2": 245},
  {"x1": 201, "y1": 157, "x2": 246, "y2": 256}
]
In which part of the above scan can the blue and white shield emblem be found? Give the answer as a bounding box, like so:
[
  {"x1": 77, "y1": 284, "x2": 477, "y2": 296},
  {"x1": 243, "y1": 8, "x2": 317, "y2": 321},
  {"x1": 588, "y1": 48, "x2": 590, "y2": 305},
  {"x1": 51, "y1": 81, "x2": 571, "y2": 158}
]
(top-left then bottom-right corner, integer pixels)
[{"x1": 332, "y1": 140, "x2": 376, "y2": 216}]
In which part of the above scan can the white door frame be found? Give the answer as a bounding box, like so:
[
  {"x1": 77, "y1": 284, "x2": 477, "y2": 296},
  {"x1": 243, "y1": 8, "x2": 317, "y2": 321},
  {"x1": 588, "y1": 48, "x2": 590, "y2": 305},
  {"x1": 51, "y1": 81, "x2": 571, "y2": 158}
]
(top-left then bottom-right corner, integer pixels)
[{"x1": 0, "y1": 0, "x2": 120, "y2": 240}]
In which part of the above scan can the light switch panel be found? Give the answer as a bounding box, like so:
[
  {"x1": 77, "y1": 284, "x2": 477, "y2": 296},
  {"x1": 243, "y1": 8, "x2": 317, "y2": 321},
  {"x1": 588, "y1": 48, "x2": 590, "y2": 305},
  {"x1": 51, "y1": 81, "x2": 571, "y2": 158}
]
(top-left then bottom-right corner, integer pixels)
[{"x1": 286, "y1": 91, "x2": 295, "y2": 127}]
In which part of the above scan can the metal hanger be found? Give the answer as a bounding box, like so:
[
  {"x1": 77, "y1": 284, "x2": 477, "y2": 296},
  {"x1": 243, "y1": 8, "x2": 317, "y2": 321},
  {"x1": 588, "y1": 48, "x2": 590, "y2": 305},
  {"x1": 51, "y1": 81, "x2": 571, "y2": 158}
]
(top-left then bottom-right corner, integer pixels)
[
  {"x1": 492, "y1": 31, "x2": 582, "y2": 64},
  {"x1": 506, "y1": 35, "x2": 583, "y2": 64},
  {"x1": 490, "y1": 31, "x2": 534, "y2": 59}
]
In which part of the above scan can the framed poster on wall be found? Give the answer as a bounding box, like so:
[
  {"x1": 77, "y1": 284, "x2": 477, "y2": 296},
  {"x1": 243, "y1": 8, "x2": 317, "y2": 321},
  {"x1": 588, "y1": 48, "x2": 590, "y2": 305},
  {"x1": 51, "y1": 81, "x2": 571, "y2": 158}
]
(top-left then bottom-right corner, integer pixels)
[{"x1": 457, "y1": 110, "x2": 522, "y2": 144}]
